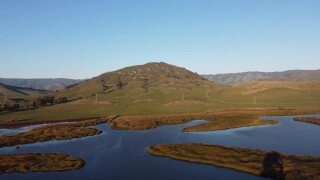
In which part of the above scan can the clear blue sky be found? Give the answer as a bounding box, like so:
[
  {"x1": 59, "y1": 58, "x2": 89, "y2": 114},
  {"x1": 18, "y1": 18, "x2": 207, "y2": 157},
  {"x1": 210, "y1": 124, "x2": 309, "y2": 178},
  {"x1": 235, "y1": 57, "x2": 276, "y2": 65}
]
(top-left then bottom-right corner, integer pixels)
[{"x1": 0, "y1": 0, "x2": 319, "y2": 79}]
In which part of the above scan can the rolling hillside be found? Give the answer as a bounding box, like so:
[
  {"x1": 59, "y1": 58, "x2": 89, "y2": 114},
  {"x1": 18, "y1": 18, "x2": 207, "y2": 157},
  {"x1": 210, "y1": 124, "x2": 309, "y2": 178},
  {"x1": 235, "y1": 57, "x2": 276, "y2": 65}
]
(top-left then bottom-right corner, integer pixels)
[
  {"x1": 203, "y1": 70, "x2": 320, "y2": 85},
  {"x1": 1, "y1": 62, "x2": 320, "y2": 123},
  {"x1": 54, "y1": 62, "x2": 223, "y2": 100}
]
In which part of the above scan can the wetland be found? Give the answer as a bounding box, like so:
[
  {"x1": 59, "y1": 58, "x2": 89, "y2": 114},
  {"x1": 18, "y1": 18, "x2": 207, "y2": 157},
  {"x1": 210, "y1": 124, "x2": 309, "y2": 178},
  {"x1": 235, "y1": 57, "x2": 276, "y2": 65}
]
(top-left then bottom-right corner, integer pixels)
[{"x1": 0, "y1": 113, "x2": 319, "y2": 179}]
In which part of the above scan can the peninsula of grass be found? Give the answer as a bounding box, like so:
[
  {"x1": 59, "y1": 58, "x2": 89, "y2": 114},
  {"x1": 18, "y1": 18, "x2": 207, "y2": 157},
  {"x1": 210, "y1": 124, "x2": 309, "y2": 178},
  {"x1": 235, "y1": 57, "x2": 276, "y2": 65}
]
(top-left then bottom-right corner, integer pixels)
[
  {"x1": 0, "y1": 118, "x2": 109, "y2": 147},
  {"x1": 147, "y1": 143, "x2": 320, "y2": 179},
  {"x1": 181, "y1": 116, "x2": 278, "y2": 132},
  {"x1": 293, "y1": 117, "x2": 320, "y2": 125},
  {"x1": 0, "y1": 153, "x2": 85, "y2": 174},
  {"x1": 109, "y1": 108, "x2": 320, "y2": 131}
]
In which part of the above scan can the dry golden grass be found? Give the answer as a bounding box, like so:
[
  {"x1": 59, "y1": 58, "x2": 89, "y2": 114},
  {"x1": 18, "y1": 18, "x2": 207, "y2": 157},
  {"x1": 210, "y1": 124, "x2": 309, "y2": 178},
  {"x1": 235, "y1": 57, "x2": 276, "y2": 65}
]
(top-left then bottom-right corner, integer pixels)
[
  {"x1": 0, "y1": 118, "x2": 109, "y2": 147},
  {"x1": 166, "y1": 100, "x2": 206, "y2": 106},
  {"x1": 133, "y1": 99, "x2": 154, "y2": 103},
  {"x1": 109, "y1": 108, "x2": 320, "y2": 131},
  {"x1": 293, "y1": 117, "x2": 320, "y2": 125},
  {"x1": 0, "y1": 153, "x2": 85, "y2": 173},
  {"x1": 147, "y1": 143, "x2": 320, "y2": 179}
]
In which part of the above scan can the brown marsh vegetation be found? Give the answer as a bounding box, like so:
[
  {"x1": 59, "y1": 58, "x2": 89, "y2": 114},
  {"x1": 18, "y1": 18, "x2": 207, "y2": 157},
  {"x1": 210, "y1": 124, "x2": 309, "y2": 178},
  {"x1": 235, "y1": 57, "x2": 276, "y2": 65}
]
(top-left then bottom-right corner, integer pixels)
[
  {"x1": 293, "y1": 117, "x2": 320, "y2": 125},
  {"x1": 0, "y1": 153, "x2": 85, "y2": 174},
  {"x1": 147, "y1": 143, "x2": 320, "y2": 179},
  {"x1": 181, "y1": 115, "x2": 278, "y2": 132},
  {"x1": 0, "y1": 117, "x2": 110, "y2": 147}
]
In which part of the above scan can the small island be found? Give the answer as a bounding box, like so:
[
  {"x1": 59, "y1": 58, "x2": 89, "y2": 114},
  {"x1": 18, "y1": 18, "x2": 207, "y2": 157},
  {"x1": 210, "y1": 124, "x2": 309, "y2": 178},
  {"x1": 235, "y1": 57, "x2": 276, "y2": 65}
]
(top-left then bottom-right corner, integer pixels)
[
  {"x1": 0, "y1": 153, "x2": 85, "y2": 174},
  {"x1": 147, "y1": 143, "x2": 320, "y2": 179},
  {"x1": 293, "y1": 117, "x2": 320, "y2": 125},
  {"x1": 0, "y1": 118, "x2": 109, "y2": 147}
]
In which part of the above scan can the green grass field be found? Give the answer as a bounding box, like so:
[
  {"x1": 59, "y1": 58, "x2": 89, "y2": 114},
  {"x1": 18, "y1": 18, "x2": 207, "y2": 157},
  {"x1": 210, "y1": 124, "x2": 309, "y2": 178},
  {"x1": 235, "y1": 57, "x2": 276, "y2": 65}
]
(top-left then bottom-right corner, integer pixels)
[{"x1": 1, "y1": 83, "x2": 320, "y2": 124}]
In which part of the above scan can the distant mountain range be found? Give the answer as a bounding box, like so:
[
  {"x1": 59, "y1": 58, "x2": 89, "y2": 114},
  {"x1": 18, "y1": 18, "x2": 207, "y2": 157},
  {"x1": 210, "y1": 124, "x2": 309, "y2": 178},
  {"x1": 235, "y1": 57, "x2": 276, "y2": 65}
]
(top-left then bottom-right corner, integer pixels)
[
  {"x1": 0, "y1": 83, "x2": 46, "y2": 103},
  {"x1": 0, "y1": 78, "x2": 84, "y2": 91},
  {"x1": 1, "y1": 69, "x2": 319, "y2": 92},
  {"x1": 202, "y1": 70, "x2": 320, "y2": 85}
]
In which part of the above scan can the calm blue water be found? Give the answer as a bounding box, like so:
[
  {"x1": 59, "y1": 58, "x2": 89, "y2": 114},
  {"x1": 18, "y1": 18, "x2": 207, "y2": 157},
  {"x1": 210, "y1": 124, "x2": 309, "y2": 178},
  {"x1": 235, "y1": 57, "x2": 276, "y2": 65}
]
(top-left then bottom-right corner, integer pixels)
[{"x1": 0, "y1": 114, "x2": 319, "y2": 180}]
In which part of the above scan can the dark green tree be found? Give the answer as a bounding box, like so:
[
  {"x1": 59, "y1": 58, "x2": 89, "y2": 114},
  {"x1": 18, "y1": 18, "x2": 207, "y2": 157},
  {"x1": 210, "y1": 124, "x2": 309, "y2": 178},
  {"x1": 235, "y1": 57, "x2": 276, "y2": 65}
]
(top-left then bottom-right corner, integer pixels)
[
  {"x1": 32, "y1": 101, "x2": 37, "y2": 108},
  {"x1": 117, "y1": 80, "x2": 124, "y2": 89}
]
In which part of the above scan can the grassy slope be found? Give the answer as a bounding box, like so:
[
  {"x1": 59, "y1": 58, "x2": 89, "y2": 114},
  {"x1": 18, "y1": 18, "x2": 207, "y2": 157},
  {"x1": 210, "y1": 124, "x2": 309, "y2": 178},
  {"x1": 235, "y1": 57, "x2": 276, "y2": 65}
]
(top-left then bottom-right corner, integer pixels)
[{"x1": 1, "y1": 63, "x2": 320, "y2": 124}]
